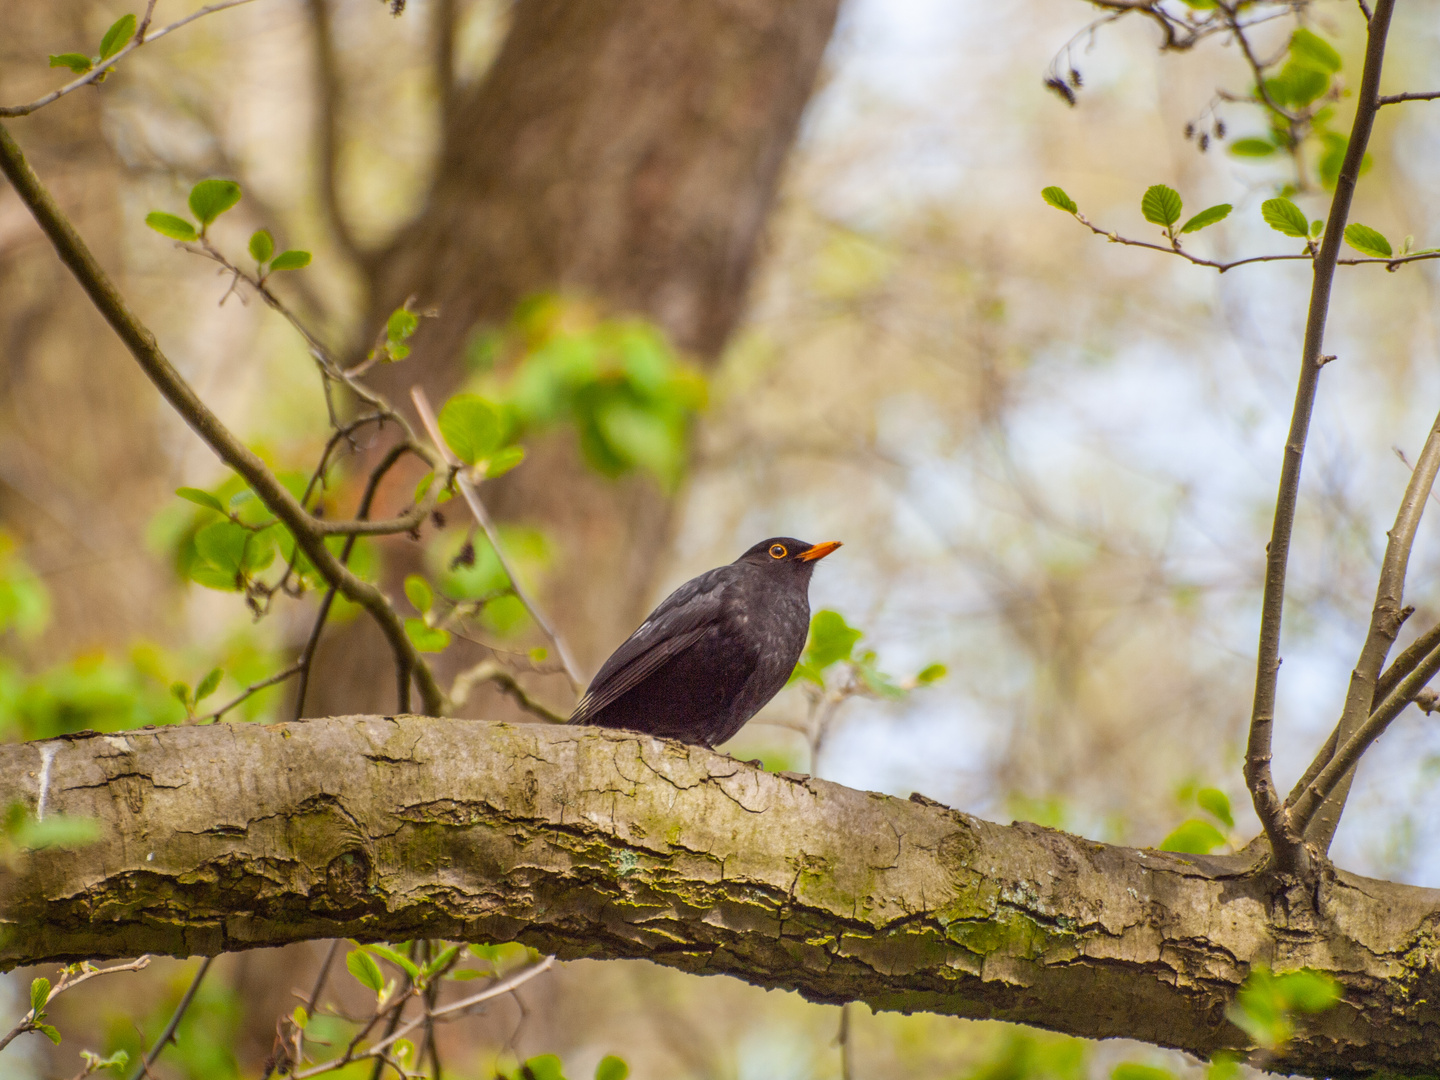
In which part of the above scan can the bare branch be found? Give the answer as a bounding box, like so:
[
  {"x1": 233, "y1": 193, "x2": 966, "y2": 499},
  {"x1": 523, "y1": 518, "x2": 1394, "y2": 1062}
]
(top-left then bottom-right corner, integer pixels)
[
  {"x1": 0, "y1": 121, "x2": 445, "y2": 715},
  {"x1": 411, "y1": 387, "x2": 585, "y2": 692},
  {"x1": 1379, "y1": 90, "x2": 1440, "y2": 105},
  {"x1": 1299, "y1": 408, "x2": 1440, "y2": 848},
  {"x1": 124, "y1": 958, "x2": 213, "y2": 1080},
  {"x1": 1374, "y1": 617, "x2": 1440, "y2": 703},
  {"x1": 0, "y1": 0, "x2": 260, "y2": 118},
  {"x1": 451, "y1": 660, "x2": 567, "y2": 724},
  {"x1": 193, "y1": 661, "x2": 303, "y2": 725},
  {"x1": 1244, "y1": 0, "x2": 1397, "y2": 873}
]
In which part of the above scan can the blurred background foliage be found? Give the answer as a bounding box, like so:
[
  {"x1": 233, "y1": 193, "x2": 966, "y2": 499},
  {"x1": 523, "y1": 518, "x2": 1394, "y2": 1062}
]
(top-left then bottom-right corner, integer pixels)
[{"x1": 3, "y1": 0, "x2": 1440, "y2": 1076}]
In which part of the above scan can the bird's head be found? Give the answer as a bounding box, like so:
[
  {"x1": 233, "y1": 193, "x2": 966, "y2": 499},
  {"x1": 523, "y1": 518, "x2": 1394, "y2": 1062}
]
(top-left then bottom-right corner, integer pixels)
[{"x1": 737, "y1": 537, "x2": 842, "y2": 578}]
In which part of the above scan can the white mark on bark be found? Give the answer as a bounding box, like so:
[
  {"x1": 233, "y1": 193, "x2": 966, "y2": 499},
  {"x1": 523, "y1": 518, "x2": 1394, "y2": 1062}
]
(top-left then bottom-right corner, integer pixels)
[
  {"x1": 102, "y1": 735, "x2": 133, "y2": 752},
  {"x1": 36, "y1": 742, "x2": 59, "y2": 821}
]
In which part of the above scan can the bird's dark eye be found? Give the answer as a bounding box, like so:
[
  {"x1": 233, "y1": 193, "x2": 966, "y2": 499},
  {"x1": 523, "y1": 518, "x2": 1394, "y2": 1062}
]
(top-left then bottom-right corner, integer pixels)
[{"x1": 769, "y1": 544, "x2": 787, "y2": 559}]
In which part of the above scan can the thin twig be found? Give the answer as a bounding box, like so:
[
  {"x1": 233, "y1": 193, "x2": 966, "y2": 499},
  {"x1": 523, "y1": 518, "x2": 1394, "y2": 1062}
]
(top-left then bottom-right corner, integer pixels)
[
  {"x1": 1379, "y1": 90, "x2": 1440, "y2": 105},
  {"x1": 1243, "y1": 0, "x2": 1397, "y2": 873},
  {"x1": 0, "y1": 958, "x2": 151, "y2": 1052},
  {"x1": 450, "y1": 660, "x2": 567, "y2": 723},
  {"x1": 0, "y1": 122, "x2": 445, "y2": 715},
  {"x1": 125, "y1": 957, "x2": 213, "y2": 1080},
  {"x1": 0, "y1": 0, "x2": 260, "y2": 118},
  {"x1": 1374, "y1": 618, "x2": 1440, "y2": 703},
  {"x1": 193, "y1": 661, "x2": 303, "y2": 724},
  {"x1": 295, "y1": 939, "x2": 342, "y2": 1067},
  {"x1": 411, "y1": 387, "x2": 584, "y2": 692},
  {"x1": 1299, "y1": 407, "x2": 1440, "y2": 849}
]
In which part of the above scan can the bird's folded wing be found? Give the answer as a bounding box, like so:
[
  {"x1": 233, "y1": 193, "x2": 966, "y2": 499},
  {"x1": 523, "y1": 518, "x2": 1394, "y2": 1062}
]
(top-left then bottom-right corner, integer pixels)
[
  {"x1": 568, "y1": 624, "x2": 711, "y2": 723},
  {"x1": 569, "y1": 570, "x2": 732, "y2": 724}
]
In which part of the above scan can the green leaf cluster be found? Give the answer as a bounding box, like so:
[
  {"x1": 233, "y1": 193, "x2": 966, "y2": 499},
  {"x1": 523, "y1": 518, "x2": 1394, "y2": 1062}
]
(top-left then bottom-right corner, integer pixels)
[
  {"x1": 1158, "y1": 785, "x2": 1234, "y2": 854},
  {"x1": 145, "y1": 181, "x2": 312, "y2": 273},
  {"x1": 428, "y1": 526, "x2": 551, "y2": 639},
  {"x1": 1140, "y1": 184, "x2": 1232, "y2": 240},
  {"x1": 1228, "y1": 966, "x2": 1341, "y2": 1048},
  {"x1": 403, "y1": 573, "x2": 451, "y2": 652},
  {"x1": 375, "y1": 304, "x2": 420, "y2": 362},
  {"x1": 437, "y1": 393, "x2": 525, "y2": 477},
  {"x1": 48, "y1": 13, "x2": 136, "y2": 77},
  {"x1": 478, "y1": 296, "x2": 707, "y2": 491},
  {"x1": 492, "y1": 1052, "x2": 629, "y2": 1080},
  {"x1": 24, "y1": 974, "x2": 61, "y2": 1044},
  {"x1": 788, "y1": 609, "x2": 944, "y2": 699}
]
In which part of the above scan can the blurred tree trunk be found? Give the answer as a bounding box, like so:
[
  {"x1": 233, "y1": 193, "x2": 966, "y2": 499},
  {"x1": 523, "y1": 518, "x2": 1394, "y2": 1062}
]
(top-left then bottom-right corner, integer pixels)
[
  {"x1": 309, "y1": 0, "x2": 840, "y2": 715},
  {"x1": 0, "y1": 5, "x2": 171, "y2": 660}
]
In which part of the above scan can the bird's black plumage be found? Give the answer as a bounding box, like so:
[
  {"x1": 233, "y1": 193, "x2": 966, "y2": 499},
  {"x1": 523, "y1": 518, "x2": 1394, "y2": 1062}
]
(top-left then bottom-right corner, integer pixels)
[{"x1": 569, "y1": 537, "x2": 840, "y2": 747}]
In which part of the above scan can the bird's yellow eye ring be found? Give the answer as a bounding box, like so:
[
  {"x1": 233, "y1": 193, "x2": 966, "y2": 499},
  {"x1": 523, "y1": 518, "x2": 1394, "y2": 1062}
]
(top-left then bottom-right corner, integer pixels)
[{"x1": 769, "y1": 544, "x2": 787, "y2": 559}]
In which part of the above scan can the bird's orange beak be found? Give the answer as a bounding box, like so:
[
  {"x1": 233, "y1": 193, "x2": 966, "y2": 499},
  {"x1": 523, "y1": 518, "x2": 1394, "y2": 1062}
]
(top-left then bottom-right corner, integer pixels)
[{"x1": 798, "y1": 540, "x2": 842, "y2": 562}]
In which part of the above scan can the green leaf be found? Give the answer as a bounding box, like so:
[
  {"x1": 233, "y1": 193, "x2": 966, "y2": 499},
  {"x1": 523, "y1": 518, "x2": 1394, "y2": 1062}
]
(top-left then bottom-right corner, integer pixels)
[
  {"x1": 1180, "y1": 203, "x2": 1232, "y2": 234},
  {"x1": 171, "y1": 681, "x2": 191, "y2": 708},
  {"x1": 1261, "y1": 197, "x2": 1311, "y2": 238},
  {"x1": 806, "y1": 610, "x2": 863, "y2": 670},
  {"x1": 346, "y1": 949, "x2": 385, "y2": 994},
  {"x1": 99, "y1": 14, "x2": 137, "y2": 61},
  {"x1": 175, "y1": 486, "x2": 224, "y2": 513},
  {"x1": 49, "y1": 53, "x2": 94, "y2": 74},
  {"x1": 439, "y1": 394, "x2": 505, "y2": 465},
  {"x1": 1229, "y1": 137, "x2": 1277, "y2": 158},
  {"x1": 188, "y1": 179, "x2": 241, "y2": 227},
  {"x1": 14, "y1": 814, "x2": 101, "y2": 850},
  {"x1": 1158, "y1": 819, "x2": 1227, "y2": 854},
  {"x1": 404, "y1": 574, "x2": 434, "y2": 614},
  {"x1": 915, "y1": 662, "x2": 947, "y2": 685},
  {"x1": 194, "y1": 667, "x2": 223, "y2": 704},
  {"x1": 1267, "y1": 62, "x2": 1328, "y2": 108},
  {"x1": 145, "y1": 212, "x2": 198, "y2": 242},
  {"x1": 485, "y1": 445, "x2": 526, "y2": 478},
  {"x1": 1197, "y1": 787, "x2": 1234, "y2": 829},
  {"x1": 522, "y1": 1054, "x2": 566, "y2": 1080},
  {"x1": 449, "y1": 968, "x2": 487, "y2": 980},
  {"x1": 1113, "y1": 1065, "x2": 1176, "y2": 1080},
  {"x1": 787, "y1": 661, "x2": 823, "y2": 687},
  {"x1": 1290, "y1": 27, "x2": 1341, "y2": 72},
  {"x1": 194, "y1": 520, "x2": 250, "y2": 577},
  {"x1": 1041, "y1": 186, "x2": 1078, "y2": 214},
  {"x1": 249, "y1": 229, "x2": 274, "y2": 264},
  {"x1": 1276, "y1": 969, "x2": 1341, "y2": 1013},
  {"x1": 291, "y1": 1006, "x2": 309, "y2": 1030},
  {"x1": 30, "y1": 976, "x2": 50, "y2": 1016},
  {"x1": 1140, "y1": 184, "x2": 1183, "y2": 229},
  {"x1": 405, "y1": 618, "x2": 451, "y2": 653},
  {"x1": 81, "y1": 1049, "x2": 129, "y2": 1072},
  {"x1": 268, "y1": 249, "x2": 312, "y2": 272},
  {"x1": 37, "y1": 1022, "x2": 62, "y2": 1045},
  {"x1": 387, "y1": 307, "x2": 419, "y2": 343},
  {"x1": 422, "y1": 943, "x2": 461, "y2": 979},
  {"x1": 1344, "y1": 222, "x2": 1392, "y2": 258},
  {"x1": 595, "y1": 1056, "x2": 629, "y2": 1080},
  {"x1": 366, "y1": 943, "x2": 421, "y2": 981}
]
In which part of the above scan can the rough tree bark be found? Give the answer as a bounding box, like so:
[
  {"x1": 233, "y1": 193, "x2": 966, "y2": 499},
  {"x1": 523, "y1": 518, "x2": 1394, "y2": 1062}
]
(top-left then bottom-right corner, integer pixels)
[
  {"x1": 308, "y1": 0, "x2": 842, "y2": 717},
  {"x1": 5, "y1": 717, "x2": 1439, "y2": 1077}
]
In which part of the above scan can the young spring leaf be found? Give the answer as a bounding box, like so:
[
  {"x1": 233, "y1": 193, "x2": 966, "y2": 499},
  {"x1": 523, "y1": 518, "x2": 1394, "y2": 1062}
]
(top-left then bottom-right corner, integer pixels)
[
  {"x1": 805, "y1": 610, "x2": 863, "y2": 670},
  {"x1": 1158, "y1": 819, "x2": 1227, "y2": 854},
  {"x1": 485, "y1": 445, "x2": 526, "y2": 478},
  {"x1": 1140, "y1": 184, "x2": 1183, "y2": 230},
  {"x1": 1343, "y1": 222, "x2": 1392, "y2": 258},
  {"x1": 1261, "y1": 197, "x2": 1310, "y2": 238},
  {"x1": 1180, "y1": 203, "x2": 1232, "y2": 234},
  {"x1": 49, "y1": 53, "x2": 94, "y2": 74},
  {"x1": 291, "y1": 1006, "x2": 309, "y2": 1030},
  {"x1": 171, "y1": 682, "x2": 192, "y2": 709},
  {"x1": 146, "y1": 212, "x2": 198, "y2": 242},
  {"x1": 188, "y1": 179, "x2": 242, "y2": 227},
  {"x1": 346, "y1": 948, "x2": 386, "y2": 994},
  {"x1": 194, "y1": 667, "x2": 223, "y2": 704},
  {"x1": 1041, "y1": 186, "x2": 1078, "y2": 214},
  {"x1": 521, "y1": 1055, "x2": 566, "y2": 1080},
  {"x1": 387, "y1": 306, "x2": 419, "y2": 343},
  {"x1": 421, "y1": 943, "x2": 461, "y2": 979},
  {"x1": 438, "y1": 393, "x2": 505, "y2": 465},
  {"x1": 248, "y1": 229, "x2": 274, "y2": 264},
  {"x1": 1229, "y1": 137, "x2": 1277, "y2": 158},
  {"x1": 404, "y1": 574, "x2": 434, "y2": 614},
  {"x1": 595, "y1": 1056, "x2": 629, "y2": 1080},
  {"x1": 30, "y1": 976, "x2": 50, "y2": 1017},
  {"x1": 914, "y1": 662, "x2": 948, "y2": 685},
  {"x1": 405, "y1": 618, "x2": 451, "y2": 653},
  {"x1": 37, "y1": 1023, "x2": 62, "y2": 1045},
  {"x1": 268, "y1": 249, "x2": 312, "y2": 272},
  {"x1": 1196, "y1": 787, "x2": 1234, "y2": 829},
  {"x1": 99, "y1": 13, "x2": 137, "y2": 61},
  {"x1": 366, "y1": 943, "x2": 421, "y2": 980},
  {"x1": 1289, "y1": 27, "x2": 1342, "y2": 72},
  {"x1": 175, "y1": 486, "x2": 225, "y2": 513}
]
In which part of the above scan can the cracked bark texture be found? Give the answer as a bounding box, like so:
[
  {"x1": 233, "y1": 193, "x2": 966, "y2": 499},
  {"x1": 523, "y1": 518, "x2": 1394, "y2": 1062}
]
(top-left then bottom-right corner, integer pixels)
[{"x1": 4, "y1": 718, "x2": 1439, "y2": 1077}]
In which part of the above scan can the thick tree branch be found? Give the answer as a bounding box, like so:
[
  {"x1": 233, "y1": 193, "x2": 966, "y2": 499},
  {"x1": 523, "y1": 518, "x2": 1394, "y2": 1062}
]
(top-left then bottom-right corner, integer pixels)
[
  {"x1": 0, "y1": 121, "x2": 445, "y2": 715},
  {"x1": 4, "y1": 719, "x2": 1440, "y2": 1077},
  {"x1": 1302, "y1": 407, "x2": 1440, "y2": 848},
  {"x1": 1244, "y1": 0, "x2": 1395, "y2": 872}
]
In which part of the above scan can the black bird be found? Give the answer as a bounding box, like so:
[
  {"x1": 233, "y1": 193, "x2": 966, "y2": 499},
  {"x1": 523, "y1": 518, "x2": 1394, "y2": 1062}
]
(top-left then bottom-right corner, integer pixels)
[{"x1": 569, "y1": 537, "x2": 841, "y2": 748}]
